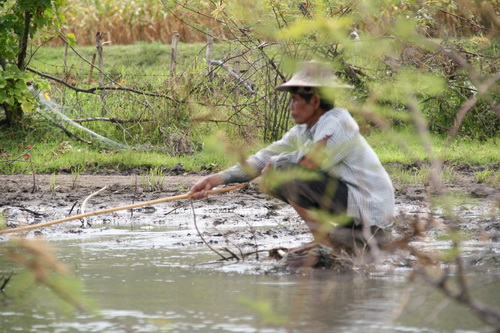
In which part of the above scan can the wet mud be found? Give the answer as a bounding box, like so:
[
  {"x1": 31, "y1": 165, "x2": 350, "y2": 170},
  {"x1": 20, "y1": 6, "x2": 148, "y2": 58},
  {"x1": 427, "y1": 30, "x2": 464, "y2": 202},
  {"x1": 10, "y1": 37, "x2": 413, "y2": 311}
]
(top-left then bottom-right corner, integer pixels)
[{"x1": 0, "y1": 169, "x2": 499, "y2": 271}]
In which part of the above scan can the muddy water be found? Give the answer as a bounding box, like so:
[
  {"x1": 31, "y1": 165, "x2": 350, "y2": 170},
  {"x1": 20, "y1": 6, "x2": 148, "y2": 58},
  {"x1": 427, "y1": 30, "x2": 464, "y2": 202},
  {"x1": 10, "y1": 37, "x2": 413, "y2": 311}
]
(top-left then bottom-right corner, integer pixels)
[
  {"x1": 1, "y1": 228, "x2": 499, "y2": 333},
  {"x1": 0, "y1": 175, "x2": 499, "y2": 332}
]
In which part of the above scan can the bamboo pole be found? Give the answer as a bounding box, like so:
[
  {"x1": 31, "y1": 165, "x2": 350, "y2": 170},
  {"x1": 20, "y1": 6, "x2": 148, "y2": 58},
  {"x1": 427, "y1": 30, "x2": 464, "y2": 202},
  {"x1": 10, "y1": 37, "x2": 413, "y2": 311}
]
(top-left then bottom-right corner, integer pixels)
[{"x1": 0, "y1": 184, "x2": 247, "y2": 235}]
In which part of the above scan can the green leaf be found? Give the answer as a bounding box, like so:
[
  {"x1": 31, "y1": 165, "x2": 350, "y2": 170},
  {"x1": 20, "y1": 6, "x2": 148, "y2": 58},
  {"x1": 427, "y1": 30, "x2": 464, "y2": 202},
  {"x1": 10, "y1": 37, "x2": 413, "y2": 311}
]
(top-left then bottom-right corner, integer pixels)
[
  {"x1": 65, "y1": 33, "x2": 76, "y2": 47},
  {"x1": 21, "y1": 100, "x2": 34, "y2": 114},
  {"x1": 0, "y1": 76, "x2": 7, "y2": 89}
]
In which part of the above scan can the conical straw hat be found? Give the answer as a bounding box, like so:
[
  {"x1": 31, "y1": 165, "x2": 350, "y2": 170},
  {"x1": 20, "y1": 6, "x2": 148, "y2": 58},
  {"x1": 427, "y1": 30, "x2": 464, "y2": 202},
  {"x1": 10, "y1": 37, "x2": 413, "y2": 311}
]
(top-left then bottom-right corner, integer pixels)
[{"x1": 275, "y1": 60, "x2": 354, "y2": 91}]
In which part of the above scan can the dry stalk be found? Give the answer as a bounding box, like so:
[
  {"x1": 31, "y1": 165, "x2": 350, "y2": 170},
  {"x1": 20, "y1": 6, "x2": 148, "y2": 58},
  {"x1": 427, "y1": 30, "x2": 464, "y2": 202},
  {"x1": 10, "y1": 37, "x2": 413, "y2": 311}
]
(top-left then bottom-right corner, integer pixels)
[
  {"x1": 212, "y1": 225, "x2": 244, "y2": 260},
  {"x1": 80, "y1": 186, "x2": 108, "y2": 228},
  {"x1": 189, "y1": 200, "x2": 229, "y2": 261}
]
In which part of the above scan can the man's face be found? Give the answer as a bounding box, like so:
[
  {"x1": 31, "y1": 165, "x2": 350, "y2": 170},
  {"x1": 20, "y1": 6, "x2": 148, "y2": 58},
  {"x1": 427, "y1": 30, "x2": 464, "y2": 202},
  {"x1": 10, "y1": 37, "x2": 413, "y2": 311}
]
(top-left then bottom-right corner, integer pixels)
[{"x1": 290, "y1": 93, "x2": 319, "y2": 126}]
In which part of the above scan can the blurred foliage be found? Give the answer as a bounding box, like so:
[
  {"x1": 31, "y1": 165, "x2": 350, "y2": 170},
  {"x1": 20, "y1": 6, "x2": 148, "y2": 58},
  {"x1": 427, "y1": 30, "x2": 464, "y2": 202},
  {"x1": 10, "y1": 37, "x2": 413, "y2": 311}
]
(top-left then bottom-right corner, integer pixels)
[{"x1": 1, "y1": 239, "x2": 94, "y2": 312}]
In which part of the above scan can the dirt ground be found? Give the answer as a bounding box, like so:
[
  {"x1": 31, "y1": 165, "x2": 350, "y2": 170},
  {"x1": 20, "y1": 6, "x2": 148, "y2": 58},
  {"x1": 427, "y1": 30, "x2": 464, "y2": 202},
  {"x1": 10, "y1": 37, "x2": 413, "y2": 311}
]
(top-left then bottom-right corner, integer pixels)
[{"x1": 0, "y1": 167, "x2": 499, "y2": 267}]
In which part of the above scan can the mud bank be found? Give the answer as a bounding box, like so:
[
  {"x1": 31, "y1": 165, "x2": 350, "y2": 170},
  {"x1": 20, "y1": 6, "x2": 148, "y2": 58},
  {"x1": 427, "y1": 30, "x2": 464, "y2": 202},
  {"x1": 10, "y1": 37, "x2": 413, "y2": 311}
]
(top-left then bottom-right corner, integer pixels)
[
  {"x1": 1, "y1": 170, "x2": 499, "y2": 333},
  {"x1": 1, "y1": 170, "x2": 498, "y2": 260}
]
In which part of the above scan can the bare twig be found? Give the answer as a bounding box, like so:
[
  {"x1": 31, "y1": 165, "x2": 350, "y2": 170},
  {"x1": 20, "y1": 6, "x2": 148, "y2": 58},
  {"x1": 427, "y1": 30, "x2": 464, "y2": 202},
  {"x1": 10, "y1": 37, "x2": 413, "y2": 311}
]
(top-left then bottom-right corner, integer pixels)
[
  {"x1": 40, "y1": 114, "x2": 93, "y2": 145},
  {"x1": 417, "y1": 252, "x2": 500, "y2": 329},
  {"x1": 190, "y1": 200, "x2": 229, "y2": 261},
  {"x1": 80, "y1": 186, "x2": 108, "y2": 228},
  {"x1": 71, "y1": 117, "x2": 152, "y2": 124},
  {"x1": 448, "y1": 72, "x2": 500, "y2": 140},
  {"x1": 0, "y1": 146, "x2": 36, "y2": 171},
  {"x1": 222, "y1": 247, "x2": 240, "y2": 261},
  {"x1": 0, "y1": 272, "x2": 13, "y2": 293},
  {"x1": 213, "y1": 225, "x2": 245, "y2": 259},
  {"x1": 209, "y1": 60, "x2": 263, "y2": 97},
  {"x1": 26, "y1": 67, "x2": 182, "y2": 103},
  {"x1": 438, "y1": 9, "x2": 489, "y2": 31},
  {"x1": 28, "y1": 153, "x2": 36, "y2": 194},
  {"x1": 407, "y1": 95, "x2": 443, "y2": 193},
  {"x1": 58, "y1": 34, "x2": 117, "y2": 85}
]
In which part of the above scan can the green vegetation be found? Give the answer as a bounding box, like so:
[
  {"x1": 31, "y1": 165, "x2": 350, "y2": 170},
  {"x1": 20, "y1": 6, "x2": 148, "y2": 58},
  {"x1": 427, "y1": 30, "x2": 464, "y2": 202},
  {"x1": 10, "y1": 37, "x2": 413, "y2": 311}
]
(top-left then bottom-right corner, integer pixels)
[
  {"x1": 1, "y1": 0, "x2": 498, "y2": 175},
  {"x1": 0, "y1": 121, "x2": 496, "y2": 175},
  {"x1": 1, "y1": 2, "x2": 499, "y2": 330},
  {"x1": 474, "y1": 169, "x2": 499, "y2": 185},
  {"x1": 367, "y1": 130, "x2": 499, "y2": 166},
  {"x1": 0, "y1": 0, "x2": 65, "y2": 126}
]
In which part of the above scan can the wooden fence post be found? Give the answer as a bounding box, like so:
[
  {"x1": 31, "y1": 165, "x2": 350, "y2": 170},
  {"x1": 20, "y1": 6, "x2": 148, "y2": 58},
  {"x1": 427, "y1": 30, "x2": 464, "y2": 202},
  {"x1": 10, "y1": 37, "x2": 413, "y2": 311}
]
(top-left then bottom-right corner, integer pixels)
[
  {"x1": 206, "y1": 35, "x2": 214, "y2": 80},
  {"x1": 96, "y1": 32, "x2": 105, "y2": 87},
  {"x1": 96, "y1": 32, "x2": 106, "y2": 116},
  {"x1": 63, "y1": 42, "x2": 68, "y2": 76},
  {"x1": 170, "y1": 32, "x2": 179, "y2": 76}
]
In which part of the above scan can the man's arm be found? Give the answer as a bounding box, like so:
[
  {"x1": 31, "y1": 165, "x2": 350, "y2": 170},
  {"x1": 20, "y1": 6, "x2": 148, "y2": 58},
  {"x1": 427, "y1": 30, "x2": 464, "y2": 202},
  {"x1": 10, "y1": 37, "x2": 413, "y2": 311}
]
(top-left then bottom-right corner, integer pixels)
[
  {"x1": 187, "y1": 174, "x2": 224, "y2": 199},
  {"x1": 299, "y1": 136, "x2": 331, "y2": 170}
]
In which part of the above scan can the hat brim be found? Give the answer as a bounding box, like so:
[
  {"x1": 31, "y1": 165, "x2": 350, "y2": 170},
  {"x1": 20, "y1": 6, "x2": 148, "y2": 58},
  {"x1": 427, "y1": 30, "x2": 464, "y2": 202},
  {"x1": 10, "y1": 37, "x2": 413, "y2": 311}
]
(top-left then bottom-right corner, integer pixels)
[
  {"x1": 275, "y1": 80, "x2": 354, "y2": 91},
  {"x1": 274, "y1": 82, "x2": 354, "y2": 91}
]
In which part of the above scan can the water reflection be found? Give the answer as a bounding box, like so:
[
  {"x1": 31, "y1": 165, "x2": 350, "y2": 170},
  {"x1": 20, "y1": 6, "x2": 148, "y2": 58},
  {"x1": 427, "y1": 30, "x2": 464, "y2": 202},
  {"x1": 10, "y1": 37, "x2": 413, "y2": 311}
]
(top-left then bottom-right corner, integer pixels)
[{"x1": 1, "y1": 231, "x2": 499, "y2": 332}]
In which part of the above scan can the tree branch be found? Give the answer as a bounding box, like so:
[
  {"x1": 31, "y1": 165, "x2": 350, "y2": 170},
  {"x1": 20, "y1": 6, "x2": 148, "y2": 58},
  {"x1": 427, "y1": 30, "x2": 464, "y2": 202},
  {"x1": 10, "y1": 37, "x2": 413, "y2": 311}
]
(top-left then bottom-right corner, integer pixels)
[
  {"x1": 190, "y1": 200, "x2": 229, "y2": 261},
  {"x1": 26, "y1": 67, "x2": 182, "y2": 103},
  {"x1": 44, "y1": 117, "x2": 93, "y2": 144},
  {"x1": 71, "y1": 117, "x2": 152, "y2": 124},
  {"x1": 438, "y1": 9, "x2": 489, "y2": 31}
]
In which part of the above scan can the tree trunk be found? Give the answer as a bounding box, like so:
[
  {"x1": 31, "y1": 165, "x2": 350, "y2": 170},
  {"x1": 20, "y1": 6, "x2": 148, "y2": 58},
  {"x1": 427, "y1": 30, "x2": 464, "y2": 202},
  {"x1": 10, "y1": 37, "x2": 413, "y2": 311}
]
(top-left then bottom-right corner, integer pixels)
[
  {"x1": 1, "y1": 102, "x2": 23, "y2": 127},
  {"x1": 2, "y1": 10, "x2": 33, "y2": 127}
]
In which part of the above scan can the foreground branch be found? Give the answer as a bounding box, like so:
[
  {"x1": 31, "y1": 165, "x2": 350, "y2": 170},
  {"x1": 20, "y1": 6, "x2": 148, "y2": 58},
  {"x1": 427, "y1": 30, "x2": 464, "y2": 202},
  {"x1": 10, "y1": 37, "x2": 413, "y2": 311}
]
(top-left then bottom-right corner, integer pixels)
[{"x1": 0, "y1": 146, "x2": 36, "y2": 171}]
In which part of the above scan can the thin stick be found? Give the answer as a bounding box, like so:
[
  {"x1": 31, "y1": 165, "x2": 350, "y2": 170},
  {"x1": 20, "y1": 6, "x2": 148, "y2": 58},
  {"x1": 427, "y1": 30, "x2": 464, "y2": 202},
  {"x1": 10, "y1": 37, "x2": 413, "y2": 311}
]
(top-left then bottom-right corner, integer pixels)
[
  {"x1": 0, "y1": 184, "x2": 247, "y2": 235},
  {"x1": 190, "y1": 201, "x2": 228, "y2": 261},
  {"x1": 80, "y1": 186, "x2": 108, "y2": 228}
]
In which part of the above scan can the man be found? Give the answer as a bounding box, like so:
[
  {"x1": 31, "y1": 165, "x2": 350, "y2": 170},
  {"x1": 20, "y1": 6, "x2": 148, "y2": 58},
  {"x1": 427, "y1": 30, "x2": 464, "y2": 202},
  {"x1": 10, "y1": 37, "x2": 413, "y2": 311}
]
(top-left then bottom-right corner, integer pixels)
[{"x1": 188, "y1": 61, "x2": 394, "y2": 260}]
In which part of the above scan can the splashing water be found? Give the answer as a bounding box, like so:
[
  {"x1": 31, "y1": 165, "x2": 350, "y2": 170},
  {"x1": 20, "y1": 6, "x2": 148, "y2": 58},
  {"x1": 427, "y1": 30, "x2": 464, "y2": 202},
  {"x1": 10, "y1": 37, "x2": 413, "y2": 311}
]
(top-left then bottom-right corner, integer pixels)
[{"x1": 30, "y1": 86, "x2": 129, "y2": 150}]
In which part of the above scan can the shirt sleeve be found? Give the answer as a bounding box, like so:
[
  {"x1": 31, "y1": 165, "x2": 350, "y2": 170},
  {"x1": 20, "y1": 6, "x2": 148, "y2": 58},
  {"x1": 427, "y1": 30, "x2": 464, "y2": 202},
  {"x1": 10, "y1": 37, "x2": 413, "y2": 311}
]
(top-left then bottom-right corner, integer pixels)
[
  {"x1": 313, "y1": 109, "x2": 359, "y2": 167},
  {"x1": 217, "y1": 126, "x2": 302, "y2": 184}
]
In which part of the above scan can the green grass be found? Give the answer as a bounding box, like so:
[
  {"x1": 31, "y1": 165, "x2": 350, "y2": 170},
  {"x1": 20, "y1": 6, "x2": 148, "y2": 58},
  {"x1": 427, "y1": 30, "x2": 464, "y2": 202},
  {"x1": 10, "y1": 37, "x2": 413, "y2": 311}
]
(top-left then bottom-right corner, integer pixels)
[
  {"x1": 29, "y1": 41, "x2": 234, "y2": 80},
  {"x1": 1, "y1": 124, "x2": 497, "y2": 176},
  {"x1": 366, "y1": 128, "x2": 499, "y2": 166},
  {"x1": 0, "y1": 126, "x2": 231, "y2": 174},
  {"x1": 2, "y1": 43, "x2": 497, "y2": 177}
]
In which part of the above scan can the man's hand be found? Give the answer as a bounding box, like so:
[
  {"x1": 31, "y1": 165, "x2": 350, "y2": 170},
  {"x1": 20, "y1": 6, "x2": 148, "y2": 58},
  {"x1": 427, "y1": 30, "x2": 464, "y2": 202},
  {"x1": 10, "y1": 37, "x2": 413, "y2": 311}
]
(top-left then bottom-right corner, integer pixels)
[{"x1": 187, "y1": 174, "x2": 224, "y2": 200}]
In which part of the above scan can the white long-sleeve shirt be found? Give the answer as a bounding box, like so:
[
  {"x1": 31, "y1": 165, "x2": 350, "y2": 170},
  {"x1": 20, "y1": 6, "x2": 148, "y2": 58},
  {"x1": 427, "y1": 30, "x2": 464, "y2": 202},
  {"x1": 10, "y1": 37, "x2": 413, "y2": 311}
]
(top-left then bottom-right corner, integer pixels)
[{"x1": 218, "y1": 107, "x2": 395, "y2": 228}]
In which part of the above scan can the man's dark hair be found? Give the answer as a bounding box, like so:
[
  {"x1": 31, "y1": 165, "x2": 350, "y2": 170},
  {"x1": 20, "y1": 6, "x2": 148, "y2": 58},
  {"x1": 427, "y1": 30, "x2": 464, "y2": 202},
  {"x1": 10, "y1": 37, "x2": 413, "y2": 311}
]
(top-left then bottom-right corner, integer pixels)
[{"x1": 290, "y1": 86, "x2": 334, "y2": 111}]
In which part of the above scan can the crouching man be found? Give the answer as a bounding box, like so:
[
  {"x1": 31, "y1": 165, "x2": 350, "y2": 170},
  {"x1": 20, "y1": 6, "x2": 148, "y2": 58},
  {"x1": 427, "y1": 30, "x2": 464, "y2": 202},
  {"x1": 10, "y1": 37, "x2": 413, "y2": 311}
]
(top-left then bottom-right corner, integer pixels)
[{"x1": 188, "y1": 61, "x2": 394, "y2": 264}]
